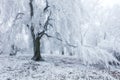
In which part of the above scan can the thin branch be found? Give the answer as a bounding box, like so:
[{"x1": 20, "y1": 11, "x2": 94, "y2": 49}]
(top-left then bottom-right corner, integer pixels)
[
  {"x1": 15, "y1": 13, "x2": 24, "y2": 20},
  {"x1": 43, "y1": 11, "x2": 52, "y2": 31},
  {"x1": 13, "y1": 13, "x2": 24, "y2": 23},
  {"x1": 44, "y1": 33, "x2": 52, "y2": 37},
  {"x1": 65, "y1": 41, "x2": 77, "y2": 48},
  {"x1": 44, "y1": 33, "x2": 63, "y2": 42},
  {"x1": 29, "y1": 0, "x2": 34, "y2": 18},
  {"x1": 10, "y1": 12, "x2": 25, "y2": 29},
  {"x1": 45, "y1": 33, "x2": 77, "y2": 48},
  {"x1": 38, "y1": 30, "x2": 45, "y2": 39},
  {"x1": 44, "y1": 0, "x2": 50, "y2": 12},
  {"x1": 48, "y1": 23, "x2": 53, "y2": 28}
]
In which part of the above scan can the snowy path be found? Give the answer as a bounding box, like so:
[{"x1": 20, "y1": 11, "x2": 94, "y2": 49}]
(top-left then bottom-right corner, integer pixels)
[{"x1": 0, "y1": 54, "x2": 119, "y2": 80}]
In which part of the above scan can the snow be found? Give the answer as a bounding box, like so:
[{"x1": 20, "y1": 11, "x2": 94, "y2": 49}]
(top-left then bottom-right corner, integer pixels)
[
  {"x1": 0, "y1": 0, "x2": 120, "y2": 79},
  {"x1": 0, "y1": 54, "x2": 119, "y2": 80}
]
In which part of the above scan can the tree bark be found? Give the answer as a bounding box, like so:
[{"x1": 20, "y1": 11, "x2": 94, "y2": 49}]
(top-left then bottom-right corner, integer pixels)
[
  {"x1": 32, "y1": 36, "x2": 43, "y2": 61},
  {"x1": 30, "y1": 26, "x2": 44, "y2": 61}
]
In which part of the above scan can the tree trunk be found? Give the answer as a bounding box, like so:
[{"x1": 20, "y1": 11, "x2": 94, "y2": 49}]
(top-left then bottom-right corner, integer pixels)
[
  {"x1": 32, "y1": 36, "x2": 43, "y2": 61},
  {"x1": 30, "y1": 26, "x2": 43, "y2": 61}
]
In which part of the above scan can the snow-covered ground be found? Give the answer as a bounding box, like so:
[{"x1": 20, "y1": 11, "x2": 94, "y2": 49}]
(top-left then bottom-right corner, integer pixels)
[{"x1": 0, "y1": 54, "x2": 119, "y2": 80}]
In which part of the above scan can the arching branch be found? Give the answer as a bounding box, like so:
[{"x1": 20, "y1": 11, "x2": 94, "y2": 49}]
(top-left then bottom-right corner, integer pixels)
[
  {"x1": 43, "y1": 11, "x2": 52, "y2": 31},
  {"x1": 13, "y1": 12, "x2": 24, "y2": 25},
  {"x1": 44, "y1": 33, "x2": 63, "y2": 41},
  {"x1": 15, "y1": 13, "x2": 24, "y2": 21}
]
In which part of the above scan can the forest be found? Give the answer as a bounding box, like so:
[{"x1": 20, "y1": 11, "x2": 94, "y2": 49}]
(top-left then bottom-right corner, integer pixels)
[{"x1": 0, "y1": 0, "x2": 120, "y2": 80}]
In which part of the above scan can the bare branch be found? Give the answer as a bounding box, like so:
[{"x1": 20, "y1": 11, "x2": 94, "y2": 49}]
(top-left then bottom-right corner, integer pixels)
[
  {"x1": 29, "y1": 0, "x2": 34, "y2": 18},
  {"x1": 38, "y1": 30, "x2": 45, "y2": 39},
  {"x1": 13, "y1": 13, "x2": 24, "y2": 23},
  {"x1": 44, "y1": 0, "x2": 50, "y2": 12},
  {"x1": 43, "y1": 11, "x2": 52, "y2": 31},
  {"x1": 44, "y1": 33, "x2": 63, "y2": 41},
  {"x1": 15, "y1": 13, "x2": 24, "y2": 20},
  {"x1": 48, "y1": 23, "x2": 53, "y2": 28},
  {"x1": 44, "y1": 33, "x2": 52, "y2": 37},
  {"x1": 65, "y1": 41, "x2": 77, "y2": 48},
  {"x1": 11, "y1": 12, "x2": 25, "y2": 28}
]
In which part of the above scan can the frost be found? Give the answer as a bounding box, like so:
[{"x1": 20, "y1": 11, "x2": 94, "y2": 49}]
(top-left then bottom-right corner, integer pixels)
[{"x1": 0, "y1": 0, "x2": 120, "y2": 78}]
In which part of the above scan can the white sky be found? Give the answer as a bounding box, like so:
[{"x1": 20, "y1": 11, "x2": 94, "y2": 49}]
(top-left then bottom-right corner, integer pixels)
[{"x1": 100, "y1": 0, "x2": 120, "y2": 8}]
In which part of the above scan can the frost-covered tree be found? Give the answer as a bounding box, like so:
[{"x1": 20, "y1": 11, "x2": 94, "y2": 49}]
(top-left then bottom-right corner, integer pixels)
[
  {"x1": 0, "y1": 0, "x2": 53, "y2": 61},
  {"x1": 26, "y1": 0, "x2": 53, "y2": 61},
  {"x1": 0, "y1": 0, "x2": 120, "y2": 65}
]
